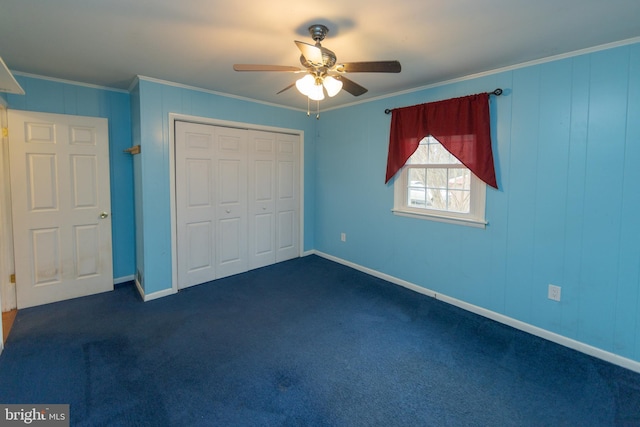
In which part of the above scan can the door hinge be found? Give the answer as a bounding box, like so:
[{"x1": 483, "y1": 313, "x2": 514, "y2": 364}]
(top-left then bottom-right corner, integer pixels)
[
  {"x1": 10, "y1": 273, "x2": 15, "y2": 283},
  {"x1": 1, "y1": 127, "x2": 7, "y2": 138}
]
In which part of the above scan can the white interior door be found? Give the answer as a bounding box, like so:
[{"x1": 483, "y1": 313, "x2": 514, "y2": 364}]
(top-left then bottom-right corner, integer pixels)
[
  {"x1": 8, "y1": 110, "x2": 113, "y2": 309},
  {"x1": 0, "y1": 104, "x2": 16, "y2": 312},
  {"x1": 175, "y1": 121, "x2": 217, "y2": 289}
]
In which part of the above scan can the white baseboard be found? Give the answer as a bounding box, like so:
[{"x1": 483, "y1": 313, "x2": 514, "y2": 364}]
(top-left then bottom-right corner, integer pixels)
[
  {"x1": 312, "y1": 250, "x2": 640, "y2": 374},
  {"x1": 114, "y1": 275, "x2": 135, "y2": 285},
  {"x1": 134, "y1": 278, "x2": 176, "y2": 302}
]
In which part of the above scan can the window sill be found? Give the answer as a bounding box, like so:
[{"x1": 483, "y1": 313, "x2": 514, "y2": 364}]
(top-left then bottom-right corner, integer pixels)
[{"x1": 392, "y1": 208, "x2": 487, "y2": 229}]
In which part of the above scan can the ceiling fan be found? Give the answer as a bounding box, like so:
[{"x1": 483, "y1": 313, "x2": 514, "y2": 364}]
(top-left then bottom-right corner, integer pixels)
[{"x1": 233, "y1": 24, "x2": 401, "y2": 101}]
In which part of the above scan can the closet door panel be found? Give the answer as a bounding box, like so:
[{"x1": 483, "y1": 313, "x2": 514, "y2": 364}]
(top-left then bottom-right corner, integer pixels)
[
  {"x1": 215, "y1": 127, "x2": 248, "y2": 279},
  {"x1": 175, "y1": 122, "x2": 217, "y2": 289},
  {"x1": 248, "y1": 131, "x2": 276, "y2": 269},
  {"x1": 275, "y1": 134, "x2": 299, "y2": 262}
]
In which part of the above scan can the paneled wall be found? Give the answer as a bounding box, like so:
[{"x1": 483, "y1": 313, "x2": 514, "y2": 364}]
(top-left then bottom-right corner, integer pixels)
[
  {"x1": 5, "y1": 76, "x2": 135, "y2": 281},
  {"x1": 314, "y1": 42, "x2": 640, "y2": 363}
]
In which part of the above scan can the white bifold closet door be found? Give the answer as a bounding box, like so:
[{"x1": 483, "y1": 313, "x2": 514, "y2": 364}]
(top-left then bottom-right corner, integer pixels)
[
  {"x1": 175, "y1": 122, "x2": 299, "y2": 290},
  {"x1": 248, "y1": 130, "x2": 299, "y2": 270}
]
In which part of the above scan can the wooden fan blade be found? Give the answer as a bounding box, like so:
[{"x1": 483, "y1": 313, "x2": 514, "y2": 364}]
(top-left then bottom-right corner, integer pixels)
[
  {"x1": 294, "y1": 41, "x2": 323, "y2": 66},
  {"x1": 276, "y1": 83, "x2": 295, "y2": 94},
  {"x1": 336, "y1": 61, "x2": 401, "y2": 73},
  {"x1": 338, "y1": 76, "x2": 368, "y2": 96},
  {"x1": 233, "y1": 64, "x2": 302, "y2": 72}
]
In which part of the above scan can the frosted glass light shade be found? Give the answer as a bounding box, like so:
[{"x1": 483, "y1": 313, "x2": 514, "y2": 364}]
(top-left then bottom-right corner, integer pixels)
[
  {"x1": 308, "y1": 82, "x2": 325, "y2": 101},
  {"x1": 323, "y1": 76, "x2": 343, "y2": 97},
  {"x1": 295, "y1": 74, "x2": 315, "y2": 96}
]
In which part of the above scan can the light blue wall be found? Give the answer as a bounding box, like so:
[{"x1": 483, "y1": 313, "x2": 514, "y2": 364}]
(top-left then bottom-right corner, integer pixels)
[
  {"x1": 134, "y1": 78, "x2": 317, "y2": 294},
  {"x1": 5, "y1": 75, "x2": 135, "y2": 280},
  {"x1": 314, "y1": 42, "x2": 640, "y2": 362}
]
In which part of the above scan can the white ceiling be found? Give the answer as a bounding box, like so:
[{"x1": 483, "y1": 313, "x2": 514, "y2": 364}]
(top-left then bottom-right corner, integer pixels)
[{"x1": 1, "y1": 0, "x2": 639, "y2": 110}]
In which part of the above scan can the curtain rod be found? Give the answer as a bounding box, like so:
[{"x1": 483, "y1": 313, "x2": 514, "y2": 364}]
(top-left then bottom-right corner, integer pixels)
[{"x1": 384, "y1": 88, "x2": 503, "y2": 114}]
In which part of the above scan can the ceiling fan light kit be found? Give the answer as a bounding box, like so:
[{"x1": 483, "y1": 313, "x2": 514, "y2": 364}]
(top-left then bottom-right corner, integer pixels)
[
  {"x1": 295, "y1": 74, "x2": 343, "y2": 100},
  {"x1": 296, "y1": 74, "x2": 325, "y2": 101},
  {"x1": 233, "y1": 24, "x2": 401, "y2": 116},
  {"x1": 322, "y1": 75, "x2": 343, "y2": 97}
]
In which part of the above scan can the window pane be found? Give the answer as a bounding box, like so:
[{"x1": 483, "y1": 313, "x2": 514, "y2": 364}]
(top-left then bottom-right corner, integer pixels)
[
  {"x1": 426, "y1": 168, "x2": 447, "y2": 189},
  {"x1": 408, "y1": 168, "x2": 425, "y2": 185},
  {"x1": 428, "y1": 142, "x2": 450, "y2": 164},
  {"x1": 407, "y1": 170, "x2": 426, "y2": 207},
  {"x1": 407, "y1": 144, "x2": 429, "y2": 164},
  {"x1": 447, "y1": 190, "x2": 470, "y2": 213},
  {"x1": 448, "y1": 168, "x2": 470, "y2": 190},
  {"x1": 429, "y1": 137, "x2": 461, "y2": 165},
  {"x1": 407, "y1": 136, "x2": 463, "y2": 166},
  {"x1": 428, "y1": 188, "x2": 447, "y2": 210}
]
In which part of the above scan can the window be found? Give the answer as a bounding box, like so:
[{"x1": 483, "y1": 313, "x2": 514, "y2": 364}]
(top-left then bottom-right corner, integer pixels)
[{"x1": 393, "y1": 136, "x2": 487, "y2": 227}]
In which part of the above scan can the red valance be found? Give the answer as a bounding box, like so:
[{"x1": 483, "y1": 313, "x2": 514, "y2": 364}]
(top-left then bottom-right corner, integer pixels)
[{"x1": 385, "y1": 93, "x2": 498, "y2": 189}]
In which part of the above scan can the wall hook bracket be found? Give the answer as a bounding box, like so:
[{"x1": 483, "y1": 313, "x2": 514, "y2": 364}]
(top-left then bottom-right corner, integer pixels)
[{"x1": 123, "y1": 145, "x2": 141, "y2": 155}]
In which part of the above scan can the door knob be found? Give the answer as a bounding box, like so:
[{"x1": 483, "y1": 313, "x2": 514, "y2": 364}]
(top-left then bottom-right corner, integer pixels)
[{"x1": 100, "y1": 212, "x2": 109, "y2": 219}]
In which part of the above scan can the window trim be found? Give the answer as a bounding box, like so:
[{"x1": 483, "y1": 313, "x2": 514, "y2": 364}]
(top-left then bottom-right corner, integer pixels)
[{"x1": 392, "y1": 140, "x2": 487, "y2": 228}]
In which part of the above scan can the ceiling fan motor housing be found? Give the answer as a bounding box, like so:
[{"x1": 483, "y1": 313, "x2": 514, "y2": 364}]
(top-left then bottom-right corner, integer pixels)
[
  {"x1": 300, "y1": 24, "x2": 336, "y2": 69},
  {"x1": 299, "y1": 47, "x2": 336, "y2": 69},
  {"x1": 308, "y1": 24, "x2": 329, "y2": 43}
]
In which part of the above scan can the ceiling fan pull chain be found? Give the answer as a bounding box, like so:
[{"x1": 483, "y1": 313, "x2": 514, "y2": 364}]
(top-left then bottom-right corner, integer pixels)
[
  {"x1": 306, "y1": 96, "x2": 310, "y2": 117},
  {"x1": 316, "y1": 100, "x2": 320, "y2": 120}
]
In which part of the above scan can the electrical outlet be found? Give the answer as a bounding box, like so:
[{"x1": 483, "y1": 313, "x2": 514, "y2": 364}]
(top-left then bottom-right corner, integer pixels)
[
  {"x1": 340, "y1": 232, "x2": 346, "y2": 242},
  {"x1": 548, "y1": 284, "x2": 561, "y2": 302}
]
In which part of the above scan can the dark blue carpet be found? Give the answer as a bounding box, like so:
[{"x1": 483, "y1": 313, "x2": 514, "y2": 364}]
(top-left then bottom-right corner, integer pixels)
[{"x1": 1, "y1": 255, "x2": 639, "y2": 426}]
